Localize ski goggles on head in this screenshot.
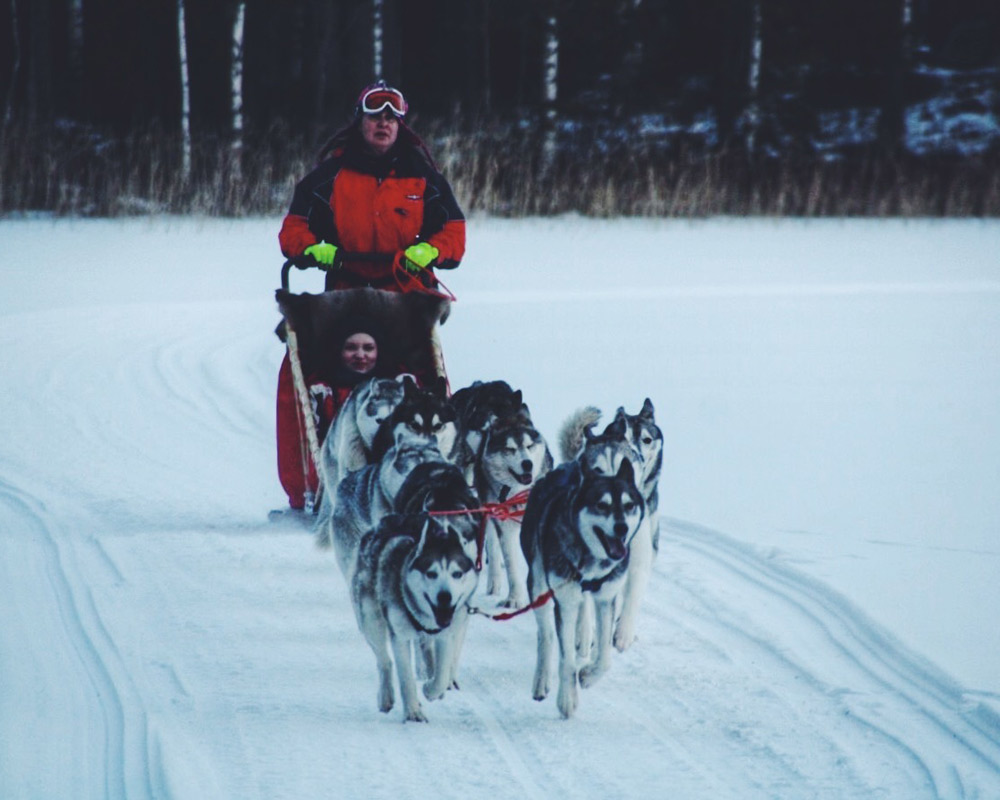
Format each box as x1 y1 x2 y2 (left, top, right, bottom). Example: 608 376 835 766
359 86 408 117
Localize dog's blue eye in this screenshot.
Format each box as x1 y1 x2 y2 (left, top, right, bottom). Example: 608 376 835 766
451 571 463 580
426 570 438 580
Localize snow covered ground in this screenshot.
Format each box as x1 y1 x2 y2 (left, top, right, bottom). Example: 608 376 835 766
1 215 999 799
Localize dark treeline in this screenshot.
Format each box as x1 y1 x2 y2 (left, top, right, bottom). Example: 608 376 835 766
1 0 999 217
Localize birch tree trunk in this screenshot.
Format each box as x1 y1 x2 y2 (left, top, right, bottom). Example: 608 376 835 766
3 0 21 127
880 0 913 152
744 0 763 154
541 4 558 171
373 0 384 78
230 1 245 182
177 0 192 182
68 0 84 116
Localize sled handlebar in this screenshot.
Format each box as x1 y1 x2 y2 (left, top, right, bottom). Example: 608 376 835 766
281 252 395 290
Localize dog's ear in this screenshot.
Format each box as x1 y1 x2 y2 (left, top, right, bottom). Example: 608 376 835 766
616 456 636 484
640 397 655 419
511 389 523 408
401 374 418 396
414 516 433 551
603 414 627 439
430 375 448 399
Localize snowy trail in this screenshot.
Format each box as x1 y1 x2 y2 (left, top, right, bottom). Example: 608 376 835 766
2 217 999 798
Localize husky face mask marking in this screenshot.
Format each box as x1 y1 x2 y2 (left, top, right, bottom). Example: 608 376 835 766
374 376 458 461
579 415 640 479
362 379 406 424
486 428 548 487
616 398 663 486
405 522 478 630
576 464 644 563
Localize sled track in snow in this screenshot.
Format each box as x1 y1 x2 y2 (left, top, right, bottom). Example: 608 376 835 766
662 518 1000 798
0 479 165 800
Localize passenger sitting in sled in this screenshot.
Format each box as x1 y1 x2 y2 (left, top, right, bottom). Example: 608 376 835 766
277 313 409 510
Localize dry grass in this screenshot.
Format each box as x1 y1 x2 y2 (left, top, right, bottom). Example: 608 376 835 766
1 120 997 218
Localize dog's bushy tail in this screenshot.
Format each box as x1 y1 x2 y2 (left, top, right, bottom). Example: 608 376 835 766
558 406 602 462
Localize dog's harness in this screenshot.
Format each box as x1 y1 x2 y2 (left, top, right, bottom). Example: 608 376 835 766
427 486 531 572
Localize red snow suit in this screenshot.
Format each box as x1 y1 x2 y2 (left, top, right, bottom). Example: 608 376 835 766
276 135 464 509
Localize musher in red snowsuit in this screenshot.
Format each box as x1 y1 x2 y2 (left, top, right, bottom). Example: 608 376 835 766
276 80 466 510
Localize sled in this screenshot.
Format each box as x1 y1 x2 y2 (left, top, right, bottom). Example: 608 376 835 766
275 253 453 513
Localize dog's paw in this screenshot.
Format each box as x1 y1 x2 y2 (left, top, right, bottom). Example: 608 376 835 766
579 662 605 689
557 680 579 718
422 679 447 702
499 593 527 610
613 621 636 652
403 705 429 723
532 673 550 701
378 687 395 714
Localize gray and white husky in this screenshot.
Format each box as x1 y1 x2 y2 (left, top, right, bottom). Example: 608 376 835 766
351 513 479 722
477 406 553 609
393 460 481 562
392 460 482 690
371 376 458 463
323 429 446 578
316 376 406 521
449 380 524 484
521 458 644 718
559 399 663 651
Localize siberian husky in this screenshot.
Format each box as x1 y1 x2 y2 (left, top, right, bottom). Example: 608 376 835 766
520 458 644 719
477 406 553 609
559 399 663 651
449 380 524 484
371 376 458 463
393 460 481 561
315 376 406 521
323 429 445 578
392 460 482 690
351 513 478 722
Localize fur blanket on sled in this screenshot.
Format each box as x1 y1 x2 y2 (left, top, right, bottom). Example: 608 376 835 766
275 287 451 382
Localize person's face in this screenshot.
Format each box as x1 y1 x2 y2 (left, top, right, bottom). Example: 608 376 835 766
360 110 400 155
341 332 378 374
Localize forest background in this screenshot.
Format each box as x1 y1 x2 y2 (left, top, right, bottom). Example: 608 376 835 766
2 0 999 218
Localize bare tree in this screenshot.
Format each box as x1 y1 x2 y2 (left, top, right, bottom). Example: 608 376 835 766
743 0 763 153
373 0 384 77
542 2 558 169
177 0 191 181
880 0 913 152
3 0 22 128
230 1 246 180
68 0 84 116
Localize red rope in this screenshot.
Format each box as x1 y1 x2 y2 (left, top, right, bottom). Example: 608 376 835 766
391 252 457 301
472 589 554 621
428 489 531 571
429 488 551 622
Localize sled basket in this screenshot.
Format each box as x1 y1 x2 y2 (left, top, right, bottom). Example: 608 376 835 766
274 285 451 385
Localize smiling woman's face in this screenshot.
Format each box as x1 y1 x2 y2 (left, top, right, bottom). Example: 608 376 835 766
341 332 378 374
360 110 400 155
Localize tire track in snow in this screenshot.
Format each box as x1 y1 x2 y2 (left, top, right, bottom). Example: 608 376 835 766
663 518 1000 797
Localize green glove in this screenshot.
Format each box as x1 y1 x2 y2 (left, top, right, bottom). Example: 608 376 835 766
403 242 439 273
303 240 338 266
